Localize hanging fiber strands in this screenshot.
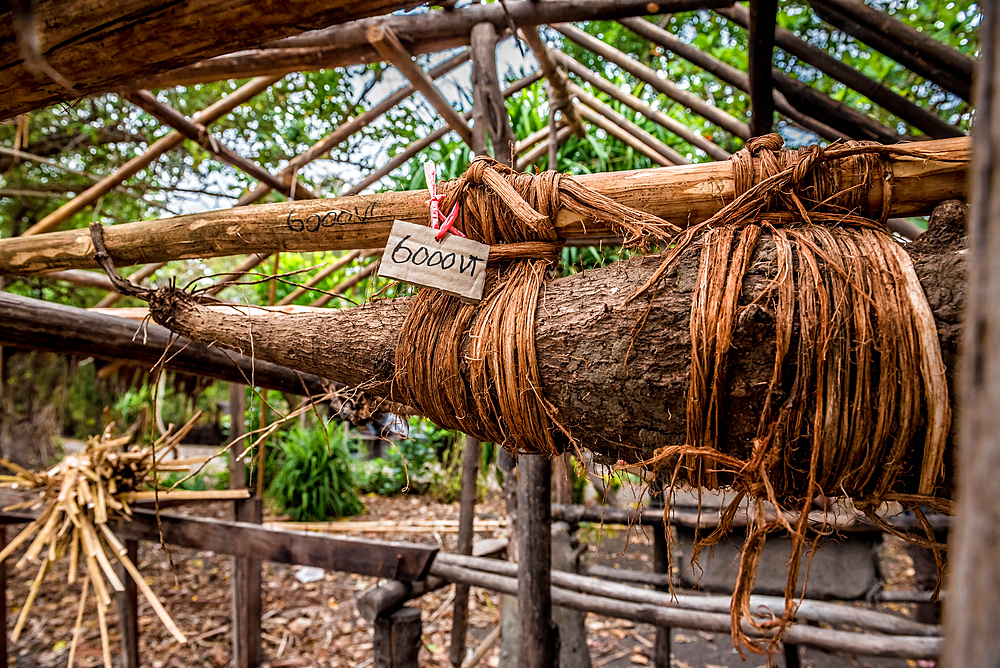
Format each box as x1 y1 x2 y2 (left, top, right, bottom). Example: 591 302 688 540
626 134 952 656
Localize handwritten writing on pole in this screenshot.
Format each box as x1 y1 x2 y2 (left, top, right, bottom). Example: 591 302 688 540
378 220 490 302
285 201 376 232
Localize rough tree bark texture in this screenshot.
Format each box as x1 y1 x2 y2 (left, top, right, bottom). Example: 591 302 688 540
0 0 411 120
146 201 967 471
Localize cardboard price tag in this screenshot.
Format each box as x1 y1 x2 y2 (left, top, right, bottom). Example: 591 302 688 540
378 220 490 302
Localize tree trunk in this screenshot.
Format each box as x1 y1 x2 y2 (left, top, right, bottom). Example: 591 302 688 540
143 201 968 470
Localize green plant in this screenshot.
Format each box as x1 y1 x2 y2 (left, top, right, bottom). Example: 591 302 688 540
267 423 365 521
353 418 461 498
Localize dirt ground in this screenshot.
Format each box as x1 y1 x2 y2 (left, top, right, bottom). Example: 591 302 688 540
4 492 932 668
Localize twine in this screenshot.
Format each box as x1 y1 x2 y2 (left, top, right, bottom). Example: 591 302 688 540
628 135 951 656
394 157 677 455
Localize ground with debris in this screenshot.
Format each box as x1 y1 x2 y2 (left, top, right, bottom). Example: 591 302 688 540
5 492 928 667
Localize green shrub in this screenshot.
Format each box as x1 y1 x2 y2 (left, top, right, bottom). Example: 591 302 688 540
353 419 459 498
267 423 365 521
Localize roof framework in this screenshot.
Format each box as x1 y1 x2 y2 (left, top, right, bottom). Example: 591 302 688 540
0 0 974 310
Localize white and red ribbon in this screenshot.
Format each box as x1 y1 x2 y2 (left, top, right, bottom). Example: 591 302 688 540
424 162 465 241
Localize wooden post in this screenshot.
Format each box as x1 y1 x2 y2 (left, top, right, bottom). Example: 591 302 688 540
449 436 482 667
229 383 262 668
576 105 673 166
470 22 516 166
944 1 1000 664
374 606 422 668
517 455 557 668
747 0 778 136
366 24 474 146
115 540 140 668
648 482 670 668
0 527 7 668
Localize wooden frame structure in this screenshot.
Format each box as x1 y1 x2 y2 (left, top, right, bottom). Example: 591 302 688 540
0 0 982 666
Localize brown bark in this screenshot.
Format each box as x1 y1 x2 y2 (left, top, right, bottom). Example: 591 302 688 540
0 136 970 275
142 201 968 470
135 0 731 89
0 0 411 120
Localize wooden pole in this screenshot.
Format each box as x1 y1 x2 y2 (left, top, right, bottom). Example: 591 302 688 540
374 606 422 668
517 455 556 668
0 292 335 396
944 0 1000 663
553 51 730 160
449 436 482 667
0 136 970 274
0 527 6 668
470 22 516 165
517 126 571 172
230 379 262 668
547 100 560 171
520 27 585 137
810 0 972 101
22 76 281 236
115 540 140 668
576 105 674 166
367 24 474 146
94 262 166 308
238 50 471 206
554 23 751 140
126 90 315 199
716 4 962 140
616 17 891 143
747 0 778 136
570 84 690 165
0 0 416 120
648 481 670 668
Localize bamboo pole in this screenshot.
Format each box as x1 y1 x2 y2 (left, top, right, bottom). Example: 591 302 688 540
126 90 316 199
0 136 969 275
553 23 751 140
553 51 731 160
570 84 690 165
367 24 474 147
716 4 962 139
22 76 281 237
515 126 551 156
577 105 674 166
37 269 115 291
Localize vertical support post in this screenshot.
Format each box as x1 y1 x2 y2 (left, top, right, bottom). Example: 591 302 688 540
0 526 7 668
517 454 556 668
115 539 140 668
229 383 262 668
547 110 559 172
648 481 670 668
374 606 422 668
449 435 482 668
471 22 516 166
747 0 778 136
944 2 1000 665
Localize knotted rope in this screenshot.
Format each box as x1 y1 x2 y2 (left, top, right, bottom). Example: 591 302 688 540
394 157 677 455
628 135 952 655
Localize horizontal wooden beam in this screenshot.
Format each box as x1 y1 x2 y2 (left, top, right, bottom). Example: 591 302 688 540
0 0 411 120
0 291 334 396
0 136 968 275
0 489 437 581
